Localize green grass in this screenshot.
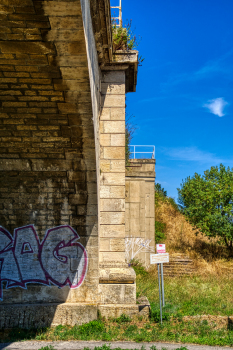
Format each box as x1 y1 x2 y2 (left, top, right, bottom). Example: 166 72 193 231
1 315 233 347
136 270 233 317
1 271 233 346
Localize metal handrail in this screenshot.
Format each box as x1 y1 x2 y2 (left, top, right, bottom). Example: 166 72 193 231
130 145 155 159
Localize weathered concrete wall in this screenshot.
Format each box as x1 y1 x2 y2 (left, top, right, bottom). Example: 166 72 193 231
0 0 98 307
126 159 156 268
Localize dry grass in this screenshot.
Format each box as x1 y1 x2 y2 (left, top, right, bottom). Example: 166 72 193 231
155 198 233 275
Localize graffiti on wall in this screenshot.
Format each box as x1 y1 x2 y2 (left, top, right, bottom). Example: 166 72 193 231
125 237 154 263
0 225 88 301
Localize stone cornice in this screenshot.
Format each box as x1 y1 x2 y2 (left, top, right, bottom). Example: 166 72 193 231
102 51 139 93
90 0 113 65
90 1 138 92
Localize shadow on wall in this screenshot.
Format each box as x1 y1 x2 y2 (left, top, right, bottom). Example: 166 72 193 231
0 0 98 328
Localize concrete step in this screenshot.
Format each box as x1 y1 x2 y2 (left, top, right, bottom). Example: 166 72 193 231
162 254 195 276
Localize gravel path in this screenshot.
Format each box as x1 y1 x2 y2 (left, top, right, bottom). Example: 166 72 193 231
0 341 233 350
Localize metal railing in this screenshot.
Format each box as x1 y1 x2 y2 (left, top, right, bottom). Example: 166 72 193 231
111 0 122 27
130 145 155 159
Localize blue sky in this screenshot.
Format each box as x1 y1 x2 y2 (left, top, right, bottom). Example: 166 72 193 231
111 0 233 200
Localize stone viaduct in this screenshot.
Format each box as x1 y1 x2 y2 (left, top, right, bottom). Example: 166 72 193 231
0 0 155 328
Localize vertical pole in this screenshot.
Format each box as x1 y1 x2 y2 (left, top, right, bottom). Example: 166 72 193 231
161 263 165 306
157 263 162 324
119 0 122 26
134 146 135 159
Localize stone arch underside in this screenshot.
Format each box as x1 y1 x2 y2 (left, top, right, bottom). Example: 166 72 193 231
0 0 99 306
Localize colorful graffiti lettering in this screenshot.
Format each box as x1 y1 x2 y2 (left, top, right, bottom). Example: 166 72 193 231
0 225 88 301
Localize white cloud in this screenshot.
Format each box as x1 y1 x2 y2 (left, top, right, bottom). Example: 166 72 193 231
203 97 228 117
162 146 225 164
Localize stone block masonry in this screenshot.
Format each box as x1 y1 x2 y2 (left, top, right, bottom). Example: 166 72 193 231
99 70 126 263
0 225 88 301
0 0 98 307
0 0 141 328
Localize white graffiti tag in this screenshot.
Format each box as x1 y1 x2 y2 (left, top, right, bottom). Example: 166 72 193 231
125 237 154 263
0 225 88 301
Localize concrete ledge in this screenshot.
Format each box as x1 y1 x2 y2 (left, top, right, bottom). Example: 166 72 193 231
112 50 138 64
126 171 156 178
0 303 97 329
99 267 136 284
98 304 139 319
103 51 138 92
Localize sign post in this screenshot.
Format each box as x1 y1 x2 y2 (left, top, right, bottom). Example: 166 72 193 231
157 263 162 325
150 251 169 324
161 263 165 306
156 244 166 306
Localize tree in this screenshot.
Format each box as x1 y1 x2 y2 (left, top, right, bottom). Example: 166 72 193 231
155 183 167 197
178 164 233 254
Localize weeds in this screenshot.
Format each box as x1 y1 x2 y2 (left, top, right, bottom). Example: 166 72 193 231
155 221 166 244
137 272 233 317
112 314 132 323
130 259 148 277
150 302 174 323
112 20 141 51
2 311 233 346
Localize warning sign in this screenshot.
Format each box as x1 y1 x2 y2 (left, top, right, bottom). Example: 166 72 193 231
156 244 166 254
150 253 169 264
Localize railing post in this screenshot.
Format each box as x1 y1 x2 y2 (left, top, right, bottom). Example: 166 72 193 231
129 145 155 159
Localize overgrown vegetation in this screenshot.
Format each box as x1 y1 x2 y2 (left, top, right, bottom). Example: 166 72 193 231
112 20 141 51
178 164 233 255
112 20 144 66
154 183 233 261
155 183 179 211
136 268 233 318
131 259 149 277
154 183 179 244
154 220 166 244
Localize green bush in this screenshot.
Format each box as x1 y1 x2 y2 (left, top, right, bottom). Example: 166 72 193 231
155 220 166 243
112 20 141 51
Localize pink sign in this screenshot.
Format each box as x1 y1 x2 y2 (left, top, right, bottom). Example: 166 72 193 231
156 244 166 254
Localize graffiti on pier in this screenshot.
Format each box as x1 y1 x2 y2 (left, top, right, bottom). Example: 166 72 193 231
0 225 88 301
125 237 154 263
